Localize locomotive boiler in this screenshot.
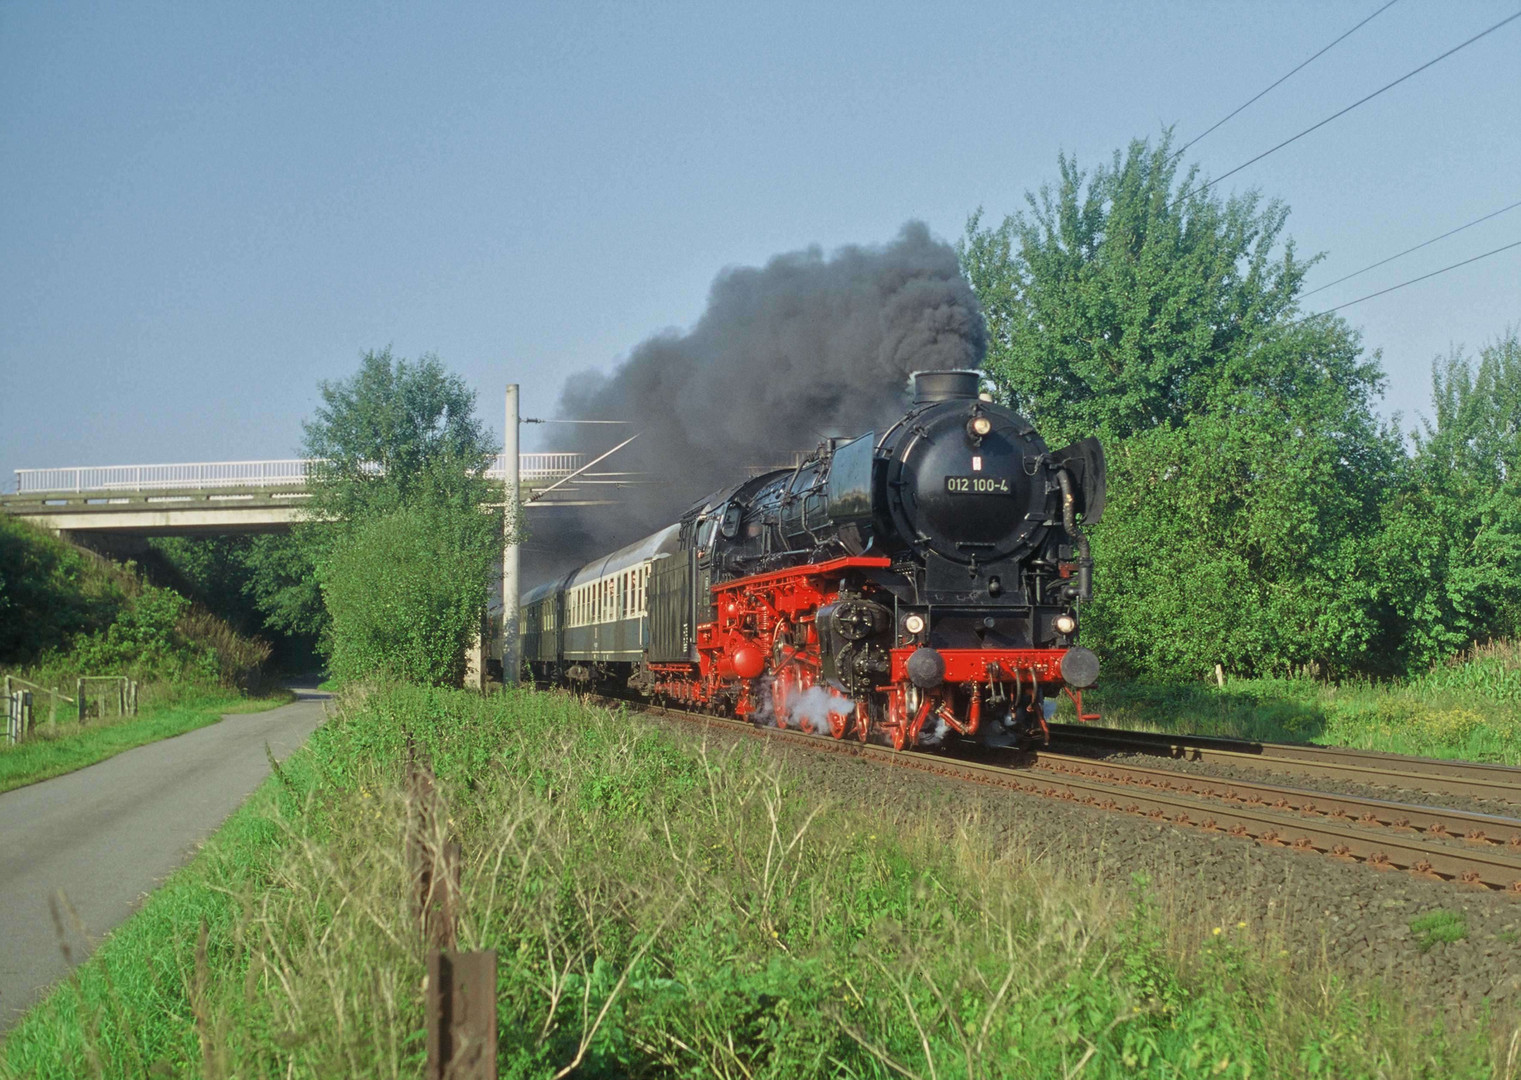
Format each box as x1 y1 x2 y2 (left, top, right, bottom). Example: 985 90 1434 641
521 369 1105 749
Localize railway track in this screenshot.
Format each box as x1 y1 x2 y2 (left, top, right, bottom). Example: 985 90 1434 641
595 696 1521 895
1047 723 1521 805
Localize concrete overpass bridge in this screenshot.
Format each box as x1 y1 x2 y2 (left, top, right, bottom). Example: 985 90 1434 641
1 451 643 687
1 454 618 539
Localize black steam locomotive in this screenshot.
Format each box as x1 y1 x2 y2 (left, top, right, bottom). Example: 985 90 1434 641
522 369 1105 749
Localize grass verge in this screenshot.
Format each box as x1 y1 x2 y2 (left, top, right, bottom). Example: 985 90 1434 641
1074 640 1521 764
0 686 296 794
2 686 1510 1078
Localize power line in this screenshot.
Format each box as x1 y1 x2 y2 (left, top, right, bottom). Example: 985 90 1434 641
1310 238 1521 315
1174 0 1399 159
1302 197 1521 298
1181 8 1521 201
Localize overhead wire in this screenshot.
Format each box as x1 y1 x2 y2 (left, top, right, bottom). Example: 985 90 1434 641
1173 0 1400 159
1301 197 1521 297
1175 8 1521 203
1310 238 1521 315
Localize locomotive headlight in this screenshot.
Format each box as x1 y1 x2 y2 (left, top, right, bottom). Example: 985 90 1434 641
1054 613 1077 635
968 415 993 438
904 613 926 635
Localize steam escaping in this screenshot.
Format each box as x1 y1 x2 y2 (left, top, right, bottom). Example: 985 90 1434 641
530 222 985 576
748 679 854 735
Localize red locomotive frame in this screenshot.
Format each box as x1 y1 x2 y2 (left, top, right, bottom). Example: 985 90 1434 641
643 555 1096 749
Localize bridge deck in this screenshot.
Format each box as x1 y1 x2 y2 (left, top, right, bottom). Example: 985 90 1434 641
2 455 639 535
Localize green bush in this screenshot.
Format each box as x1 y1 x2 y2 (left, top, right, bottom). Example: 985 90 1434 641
0 517 130 664
1374 334 1521 672
1 517 270 688
320 502 498 686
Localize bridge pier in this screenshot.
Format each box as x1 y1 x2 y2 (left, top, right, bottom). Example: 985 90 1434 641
463 563 505 691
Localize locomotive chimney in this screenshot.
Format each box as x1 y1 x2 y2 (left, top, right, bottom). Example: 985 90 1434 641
912 369 980 404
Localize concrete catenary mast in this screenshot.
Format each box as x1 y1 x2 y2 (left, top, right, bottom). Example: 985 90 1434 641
502 382 521 686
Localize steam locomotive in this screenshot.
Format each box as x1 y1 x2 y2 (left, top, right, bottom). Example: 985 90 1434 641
521 370 1105 749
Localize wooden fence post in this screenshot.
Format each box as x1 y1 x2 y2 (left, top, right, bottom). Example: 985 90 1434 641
426 950 498 1080
76 679 85 723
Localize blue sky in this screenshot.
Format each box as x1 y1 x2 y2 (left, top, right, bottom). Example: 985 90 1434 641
2 1 1518 481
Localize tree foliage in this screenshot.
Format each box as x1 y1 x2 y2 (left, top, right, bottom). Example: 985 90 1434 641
0 517 127 665
302 347 497 521
321 503 499 686
149 535 326 670
0 518 268 685
962 139 1329 445
301 348 503 686
1375 331 1521 669
963 137 1402 678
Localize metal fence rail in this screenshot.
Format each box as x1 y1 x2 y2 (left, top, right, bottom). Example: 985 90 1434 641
16 454 587 494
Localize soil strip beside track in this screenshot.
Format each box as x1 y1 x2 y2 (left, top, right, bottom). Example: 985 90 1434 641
1049 723 1521 805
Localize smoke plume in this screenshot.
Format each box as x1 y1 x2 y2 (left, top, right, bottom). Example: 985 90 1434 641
527 221 985 579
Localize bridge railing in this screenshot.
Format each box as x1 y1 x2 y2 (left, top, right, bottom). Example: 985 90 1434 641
16 454 588 494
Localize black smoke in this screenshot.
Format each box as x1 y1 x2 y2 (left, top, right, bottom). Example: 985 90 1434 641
525 221 985 580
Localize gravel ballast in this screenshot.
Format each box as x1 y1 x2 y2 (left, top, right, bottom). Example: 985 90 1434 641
641 709 1521 1026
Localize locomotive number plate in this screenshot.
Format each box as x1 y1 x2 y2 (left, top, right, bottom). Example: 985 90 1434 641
946 476 1011 495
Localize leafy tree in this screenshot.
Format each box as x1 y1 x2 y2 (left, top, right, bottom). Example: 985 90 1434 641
238 536 327 640
321 502 499 686
149 535 326 670
301 348 504 685
302 347 497 521
1375 331 1521 669
962 137 1401 678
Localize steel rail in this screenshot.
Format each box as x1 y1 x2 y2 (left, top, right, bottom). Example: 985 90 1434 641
1027 751 1521 850
1048 723 1521 805
591 696 1521 893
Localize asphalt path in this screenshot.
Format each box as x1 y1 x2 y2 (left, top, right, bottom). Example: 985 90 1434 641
0 686 329 1031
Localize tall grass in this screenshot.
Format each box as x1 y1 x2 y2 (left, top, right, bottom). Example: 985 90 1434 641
1076 641 1521 764
4 687 1508 1078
